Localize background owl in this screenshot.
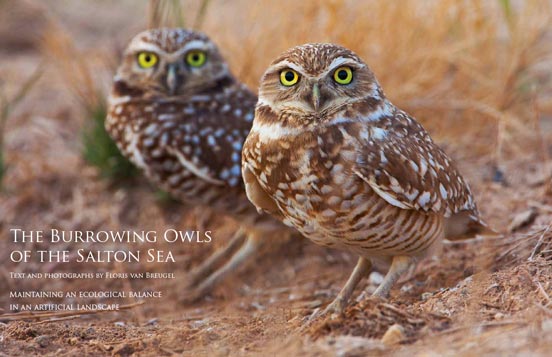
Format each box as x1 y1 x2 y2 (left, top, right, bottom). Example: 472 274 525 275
105 28 288 301
242 43 491 316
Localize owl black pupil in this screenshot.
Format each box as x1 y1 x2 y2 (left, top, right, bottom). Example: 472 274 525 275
337 70 348 80
145 55 151 62
192 54 199 61
285 72 295 81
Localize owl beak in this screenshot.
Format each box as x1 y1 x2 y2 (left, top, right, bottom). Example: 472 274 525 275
166 64 181 95
312 83 321 111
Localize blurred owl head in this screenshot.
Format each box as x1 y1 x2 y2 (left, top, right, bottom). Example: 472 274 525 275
115 28 230 97
258 43 383 118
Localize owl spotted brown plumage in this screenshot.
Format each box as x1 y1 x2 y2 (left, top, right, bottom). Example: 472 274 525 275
105 28 288 301
242 43 490 316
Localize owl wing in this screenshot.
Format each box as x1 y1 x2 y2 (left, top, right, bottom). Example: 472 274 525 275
162 87 256 188
351 109 480 219
242 162 282 217
241 133 283 217
164 119 246 187
165 146 226 186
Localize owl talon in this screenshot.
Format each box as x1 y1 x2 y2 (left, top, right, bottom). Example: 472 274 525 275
302 302 344 328
322 299 346 318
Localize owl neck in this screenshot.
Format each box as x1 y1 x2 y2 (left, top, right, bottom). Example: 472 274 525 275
194 74 237 96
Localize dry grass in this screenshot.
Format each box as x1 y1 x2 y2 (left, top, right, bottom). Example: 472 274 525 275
40 21 137 180
0 66 42 188
197 0 551 161
491 224 552 267
148 0 186 29
40 22 105 114
148 0 212 29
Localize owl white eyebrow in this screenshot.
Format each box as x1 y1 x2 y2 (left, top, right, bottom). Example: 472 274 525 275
271 61 305 74
324 57 365 74
128 40 213 58
173 40 213 56
270 58 363 77
128 42 165 55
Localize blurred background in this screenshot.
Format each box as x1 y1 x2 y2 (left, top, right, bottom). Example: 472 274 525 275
0 1 551 355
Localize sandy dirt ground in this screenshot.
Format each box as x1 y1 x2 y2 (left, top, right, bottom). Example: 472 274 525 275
1 1 552 356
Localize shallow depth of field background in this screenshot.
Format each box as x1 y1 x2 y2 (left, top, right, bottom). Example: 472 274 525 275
1 1 552 356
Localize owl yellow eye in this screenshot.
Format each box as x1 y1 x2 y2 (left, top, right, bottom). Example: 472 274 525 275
186 50 207 67
280 69 299 86
333 66 353 85
137 52 158 68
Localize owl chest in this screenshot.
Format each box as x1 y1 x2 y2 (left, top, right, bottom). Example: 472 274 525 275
256 149 434 253
114 121 206 196
256 144 368 236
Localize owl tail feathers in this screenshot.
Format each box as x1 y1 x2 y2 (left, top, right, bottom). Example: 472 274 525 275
444 211 498 240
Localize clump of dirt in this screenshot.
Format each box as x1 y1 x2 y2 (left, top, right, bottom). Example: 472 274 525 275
4 322 39 341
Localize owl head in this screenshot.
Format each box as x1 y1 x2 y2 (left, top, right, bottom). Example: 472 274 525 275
114 28 230 97
258 43 384 121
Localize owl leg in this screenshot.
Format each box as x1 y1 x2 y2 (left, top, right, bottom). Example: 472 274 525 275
372 255 414 298
181 229 260 302
184 228 246 289
322 257 372 316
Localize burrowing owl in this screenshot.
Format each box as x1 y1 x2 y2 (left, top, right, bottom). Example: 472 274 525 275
105 28 287 300
242 43 490 315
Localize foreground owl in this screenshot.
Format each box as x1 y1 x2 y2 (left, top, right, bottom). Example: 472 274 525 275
105 28 289 300
242 43 490 315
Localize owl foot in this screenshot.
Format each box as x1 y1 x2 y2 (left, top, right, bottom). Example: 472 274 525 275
180 229 259 304
321 297 348 320
302 257 372 326
182 228 246 290
372 256 414 298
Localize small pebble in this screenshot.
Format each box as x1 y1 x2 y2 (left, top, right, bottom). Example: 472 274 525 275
541 319 552 332
400 284 414 293
113 343 134 357
145 318 158 326
35 335 51 348
369 272 384 285
190 319 208 329
381 324 405 346
251 301 265 311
